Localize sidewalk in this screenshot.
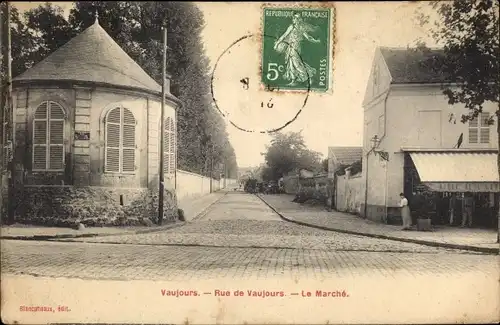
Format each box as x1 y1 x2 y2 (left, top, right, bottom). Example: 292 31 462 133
258 194 499 254
0 190 227 240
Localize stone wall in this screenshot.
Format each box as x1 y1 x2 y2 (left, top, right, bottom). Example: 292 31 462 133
12 185 177 227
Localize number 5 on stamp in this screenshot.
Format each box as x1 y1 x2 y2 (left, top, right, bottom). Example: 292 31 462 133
261 7 332 92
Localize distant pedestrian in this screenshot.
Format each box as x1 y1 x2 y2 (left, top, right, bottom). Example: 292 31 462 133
399 193 412 230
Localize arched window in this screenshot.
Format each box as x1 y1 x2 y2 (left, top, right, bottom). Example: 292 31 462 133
32 101 65 171
163 117 176 175
105 107 136 173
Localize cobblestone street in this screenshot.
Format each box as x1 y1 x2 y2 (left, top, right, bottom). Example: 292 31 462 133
1 192 498 281
48 192 484 252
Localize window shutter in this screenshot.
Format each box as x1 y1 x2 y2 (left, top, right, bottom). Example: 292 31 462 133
469 129 478 144
480 128 490 144
32 101 66 171
49 120 64 144
122 108 136 173
33 102 49 170
480 112 490 127
105 108 121 172
34 102 48 119
49 119 64 170
106 123 120 172
34 121 47 144
105 107 136 173
33 146 47 170
50 102 65 119
169 118 176 173
49 146 64 170
164 118 171 175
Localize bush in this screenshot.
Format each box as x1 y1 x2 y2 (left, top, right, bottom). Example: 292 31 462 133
178 209 185 221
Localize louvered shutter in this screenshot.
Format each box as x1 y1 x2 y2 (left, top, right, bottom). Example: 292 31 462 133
105 108 121 172
163 118 171 175
48 102 65 170
480 112 490 144
122 108 136 173
33 102 49 170
468 117 478 144
169 118 176 173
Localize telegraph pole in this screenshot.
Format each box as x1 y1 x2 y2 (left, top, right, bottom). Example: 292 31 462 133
6 2 14 224
158 23 167 225
0 5 4 223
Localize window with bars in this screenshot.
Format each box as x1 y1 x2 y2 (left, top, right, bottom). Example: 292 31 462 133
32 101 65 171
105 107 136 173
468 112 490 144
163 117 176 175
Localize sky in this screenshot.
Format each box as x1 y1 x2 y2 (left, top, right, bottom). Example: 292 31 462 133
13 2 437 168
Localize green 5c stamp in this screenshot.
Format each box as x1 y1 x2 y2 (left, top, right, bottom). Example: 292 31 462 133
262 7 332 92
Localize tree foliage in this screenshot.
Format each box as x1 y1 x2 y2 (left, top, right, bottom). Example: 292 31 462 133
262 131 322 181
321 159 328 172
417 0 499 123
1 2 238 178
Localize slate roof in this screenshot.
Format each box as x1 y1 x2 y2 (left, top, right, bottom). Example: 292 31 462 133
14 19 163 94
328 147 362 166
379 47 450 84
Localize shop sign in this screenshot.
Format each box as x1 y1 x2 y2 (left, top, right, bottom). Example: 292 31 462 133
425 182 500 193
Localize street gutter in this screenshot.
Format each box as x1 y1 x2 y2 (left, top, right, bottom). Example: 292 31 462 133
256 194 499 255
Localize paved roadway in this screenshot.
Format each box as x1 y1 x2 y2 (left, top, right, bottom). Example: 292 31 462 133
1 191 498 281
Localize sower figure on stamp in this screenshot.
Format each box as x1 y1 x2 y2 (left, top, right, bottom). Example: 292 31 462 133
399 193 412 230
273 13 320 86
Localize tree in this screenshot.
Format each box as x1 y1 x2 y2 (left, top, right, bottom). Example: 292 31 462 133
417 0 499 241
262 131 322 181
3 2 238 179
321 159 328 172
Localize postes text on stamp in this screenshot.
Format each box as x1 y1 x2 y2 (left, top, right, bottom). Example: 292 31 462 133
262 7 332 92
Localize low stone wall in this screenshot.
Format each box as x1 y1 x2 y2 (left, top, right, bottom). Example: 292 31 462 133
12 185 177 227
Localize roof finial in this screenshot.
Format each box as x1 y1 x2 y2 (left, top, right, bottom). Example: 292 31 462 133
94 9 99 25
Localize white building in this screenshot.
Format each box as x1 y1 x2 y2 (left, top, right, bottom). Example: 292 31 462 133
361 47 498 227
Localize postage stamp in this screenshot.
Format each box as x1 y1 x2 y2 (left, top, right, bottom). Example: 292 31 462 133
261 7 332 92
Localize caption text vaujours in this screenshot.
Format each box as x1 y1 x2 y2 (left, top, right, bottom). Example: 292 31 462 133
161 289 350 298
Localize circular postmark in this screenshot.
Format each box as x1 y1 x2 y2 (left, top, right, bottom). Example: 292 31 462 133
211 34 311 134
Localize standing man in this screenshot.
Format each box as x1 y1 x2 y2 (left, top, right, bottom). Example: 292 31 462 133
461 192 474 228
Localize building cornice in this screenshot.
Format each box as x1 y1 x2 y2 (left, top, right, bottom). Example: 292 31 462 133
12 79 183 109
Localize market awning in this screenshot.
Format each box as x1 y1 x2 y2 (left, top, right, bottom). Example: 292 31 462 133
409 151 499 192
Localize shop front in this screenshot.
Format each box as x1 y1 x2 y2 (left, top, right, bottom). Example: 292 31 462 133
403 149 499 229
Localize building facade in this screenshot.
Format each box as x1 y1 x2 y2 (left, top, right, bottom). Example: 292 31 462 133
362 47 499 227
7 19 181 226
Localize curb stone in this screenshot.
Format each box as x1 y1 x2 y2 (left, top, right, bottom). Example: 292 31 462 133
0 221 186 241
256 194 499 255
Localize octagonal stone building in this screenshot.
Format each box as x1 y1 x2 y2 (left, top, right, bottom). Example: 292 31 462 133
10 19 181 226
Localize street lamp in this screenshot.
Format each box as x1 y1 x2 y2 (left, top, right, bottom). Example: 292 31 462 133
370 135 381 152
